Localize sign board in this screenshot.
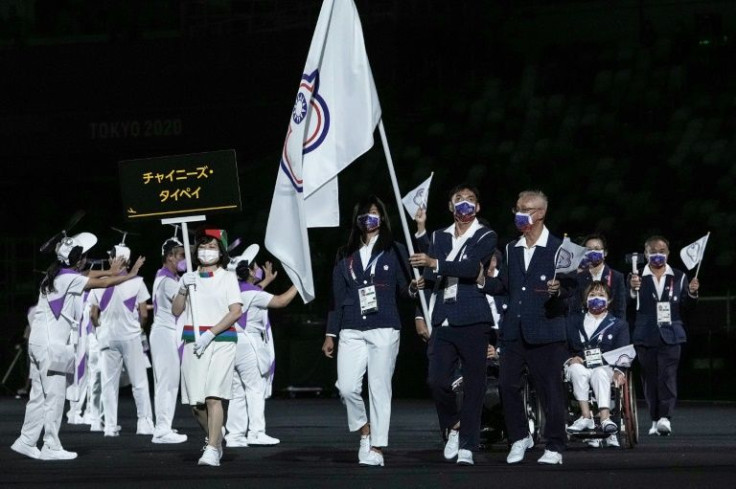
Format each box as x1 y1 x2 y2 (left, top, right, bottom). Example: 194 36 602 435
118 149 242 221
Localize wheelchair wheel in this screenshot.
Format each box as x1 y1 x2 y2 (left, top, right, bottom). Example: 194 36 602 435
619 370 639 448
522 369 544 444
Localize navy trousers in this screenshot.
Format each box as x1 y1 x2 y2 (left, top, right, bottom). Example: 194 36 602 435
636 340 681 420
499 339 568 453
427 323 490 451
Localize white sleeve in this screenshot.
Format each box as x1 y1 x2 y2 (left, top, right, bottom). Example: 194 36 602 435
241 290 273 311
225 272 243 307
69 274 89 296
164 277 180 301
136 278 151 303
86 289 101 306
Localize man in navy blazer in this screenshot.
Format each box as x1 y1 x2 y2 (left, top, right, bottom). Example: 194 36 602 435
482 190 575 465
409 183 497 466
628 235 699 437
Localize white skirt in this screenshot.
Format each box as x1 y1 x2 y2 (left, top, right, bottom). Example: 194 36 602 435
180 341 236 405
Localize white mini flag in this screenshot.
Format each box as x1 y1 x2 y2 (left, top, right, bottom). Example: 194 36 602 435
265 0 380 302
554 236 588 274
601 344 637 368
401 173 433 220
679 233 709 270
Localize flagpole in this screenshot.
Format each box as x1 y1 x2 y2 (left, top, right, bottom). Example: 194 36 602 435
694 231 710 279
377 119 432 332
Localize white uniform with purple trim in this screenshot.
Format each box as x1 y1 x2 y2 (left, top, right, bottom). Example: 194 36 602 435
17 270 88 451
88 277 152 432
225 284 275 440
149 267 185 437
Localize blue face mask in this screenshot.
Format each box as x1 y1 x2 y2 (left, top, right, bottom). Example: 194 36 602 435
514 212 533 231
585 250 605 267
453 200 477 223
357 213 381 232
587 296 608 315
648 253 667 268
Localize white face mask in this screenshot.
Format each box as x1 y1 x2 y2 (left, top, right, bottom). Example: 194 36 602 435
197 248 220 265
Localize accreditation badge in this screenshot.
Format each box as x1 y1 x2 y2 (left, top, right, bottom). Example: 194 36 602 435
443 277 459 303
584 347 603 368
359 285 379 314
656 301 672 326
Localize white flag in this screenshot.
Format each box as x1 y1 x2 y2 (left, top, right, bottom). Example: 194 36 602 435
299 0 382 227
554 236 588 274
679 233 709 270
265 0 380 302
601 344 637 368
401 172 433 219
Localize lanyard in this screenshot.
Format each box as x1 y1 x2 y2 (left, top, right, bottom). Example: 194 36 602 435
348 251 384 283
652 277 674 302
580 318 613 347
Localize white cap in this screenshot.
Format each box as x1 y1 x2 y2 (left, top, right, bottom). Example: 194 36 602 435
56 232 98 265
227 244 259 271
113 245 131 262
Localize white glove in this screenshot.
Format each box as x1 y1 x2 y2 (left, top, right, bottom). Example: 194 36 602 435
180 271 198 289
193 330 215 355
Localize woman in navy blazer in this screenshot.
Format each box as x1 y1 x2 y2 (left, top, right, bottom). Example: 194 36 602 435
322 195 419 467
565 281 630 442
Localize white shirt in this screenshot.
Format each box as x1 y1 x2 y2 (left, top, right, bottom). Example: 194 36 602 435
582 312 606 342
29 270 89 347
515 226 550 271
642 264 675 299
181 268 242 327
89 276 150 342
236 288 274 334
359 234 379 270
151 268 181 330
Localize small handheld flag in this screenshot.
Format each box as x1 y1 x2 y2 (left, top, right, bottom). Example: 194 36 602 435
401 172 433 220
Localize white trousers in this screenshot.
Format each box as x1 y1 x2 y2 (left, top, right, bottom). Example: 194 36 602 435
84 334 103 422
149 326 181 436
567 363 614 409
336 328 400 447
226 333 268 437
100 337 153 428
18 343 68 449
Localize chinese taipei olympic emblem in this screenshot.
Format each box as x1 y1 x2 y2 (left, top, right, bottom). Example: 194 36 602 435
280 69 331 192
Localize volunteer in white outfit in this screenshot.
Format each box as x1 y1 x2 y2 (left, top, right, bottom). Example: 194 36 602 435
65 290 94 425
89 243 154 437
11 232 144 460
173 229 242 467
225 245 298 447
148 237 188 443
83 287 106 431
565 280 630 448
322 195 420 467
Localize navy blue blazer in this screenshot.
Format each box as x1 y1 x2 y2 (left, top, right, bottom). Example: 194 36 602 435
326 242 412 336
484 231 576 345
422 223 498 327
569 265 627 320
566 312 630 368
628 267 696 347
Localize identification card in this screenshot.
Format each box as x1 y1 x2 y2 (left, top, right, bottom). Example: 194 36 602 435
584 347 603 368
656 301 672 325
359 285 378 314
443 277 459 303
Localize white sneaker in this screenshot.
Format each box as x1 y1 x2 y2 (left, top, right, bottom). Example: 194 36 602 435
604 435 620 448
152 431 188 444
656 417 672 436
506 435 534 464
358 435 371 463
198 445 220 466
225 435 249 448
67 413 85 425
648 421 659 435
136 418 155 435
443 429 460 461
39 445 78 460
246 432 280 446
585 438 601 448
359 450 385 467
600 418 618 434
567 416 595 432
537 449 563 465
11 439 40 459
456 449 474 465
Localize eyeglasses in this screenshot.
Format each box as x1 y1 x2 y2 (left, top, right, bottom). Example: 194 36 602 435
511 207 540 214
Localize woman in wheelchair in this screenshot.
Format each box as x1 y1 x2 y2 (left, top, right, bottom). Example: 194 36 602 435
564 281 630 443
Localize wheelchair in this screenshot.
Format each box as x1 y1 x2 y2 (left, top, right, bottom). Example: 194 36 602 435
565 368 639 449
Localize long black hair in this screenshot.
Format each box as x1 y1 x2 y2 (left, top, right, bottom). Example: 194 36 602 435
40 247 84 295
340 195 395 259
